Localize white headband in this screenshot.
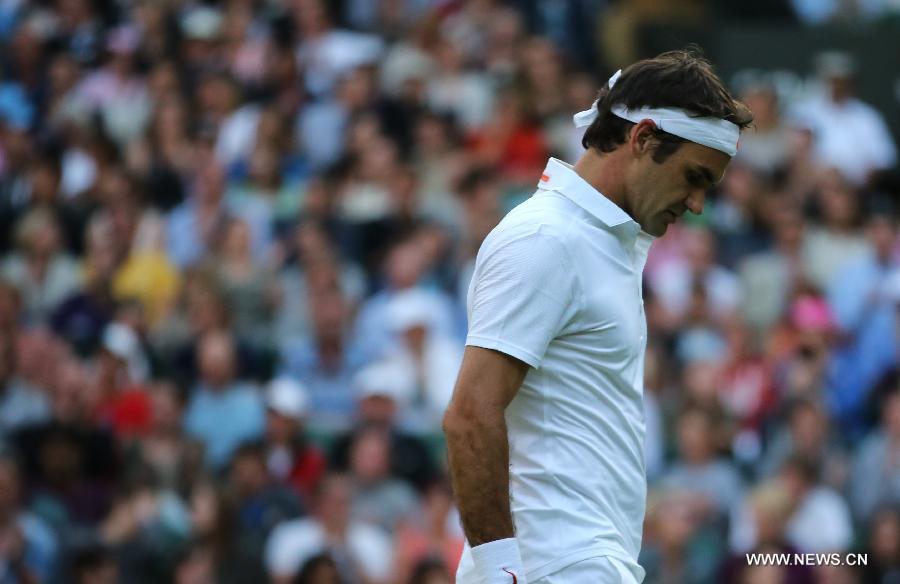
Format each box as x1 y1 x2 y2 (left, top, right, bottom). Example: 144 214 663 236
573 69 740 157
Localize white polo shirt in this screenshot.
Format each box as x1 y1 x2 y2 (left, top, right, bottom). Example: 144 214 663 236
456 158 652 583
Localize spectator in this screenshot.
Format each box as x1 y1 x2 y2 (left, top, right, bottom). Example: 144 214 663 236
639 490 721 584
768 293 835 404
353 233 460 361
718 317 777 436
793 51 897 186
739 205 809 339
650 226 742 328
0 454 57 584
453 166 503 273
384 288 462 432
93 322 152 439
226 122 304 230
826 202 899 434
222 442 303 582
124 381 202 493
263 378 327 505
804 169 870 292
723 481 815 584
662 407 744 518
0 332 50 435
392 476 463 584
410 112 467 230
292 0 384 99
99 466 192 583
203 72 260 170
466 85 549 185
50 214 120 357
426 34 494 132
208 217 278 349
331 357 437 491
14 419 118 530
759 398 847 488
735 79 791 176
860 505 900 583
69 542 119 584
265 474 393 584
851 387 900 522
346 425 418 533
2 208 81 324
166 160 232 269
779 455 854 553
274 219 366 345
153 269 262 386
278 285 366 432
112 212 181 328
183 331 265 470
297 65 383 172
70 24 151 147
707 163 771 269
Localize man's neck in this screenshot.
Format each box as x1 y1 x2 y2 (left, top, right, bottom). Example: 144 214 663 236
572 149 630 215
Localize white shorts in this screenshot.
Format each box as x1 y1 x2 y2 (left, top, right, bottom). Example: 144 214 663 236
532 556 641 584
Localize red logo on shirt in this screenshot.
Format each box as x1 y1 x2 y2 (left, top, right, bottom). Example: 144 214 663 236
502 568 518 583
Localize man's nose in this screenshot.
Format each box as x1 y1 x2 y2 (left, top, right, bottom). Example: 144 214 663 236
685 190 705 215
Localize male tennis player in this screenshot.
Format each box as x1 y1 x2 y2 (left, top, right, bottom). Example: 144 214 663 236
443 50 753 584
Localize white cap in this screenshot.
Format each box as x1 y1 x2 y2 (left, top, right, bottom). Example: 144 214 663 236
181 6 223 40
266 378 310 421
102 323 149 382
386 288 436 333
353 357 415 405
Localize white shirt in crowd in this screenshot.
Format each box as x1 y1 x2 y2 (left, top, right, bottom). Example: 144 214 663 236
786 486 854 553
455 158 650 583
265 517 392 582
794 94 897 185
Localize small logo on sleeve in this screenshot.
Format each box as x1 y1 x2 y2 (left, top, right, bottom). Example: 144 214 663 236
502 568 518 583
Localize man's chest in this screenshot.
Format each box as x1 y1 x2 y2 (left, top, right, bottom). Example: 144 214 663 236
567 236 648 362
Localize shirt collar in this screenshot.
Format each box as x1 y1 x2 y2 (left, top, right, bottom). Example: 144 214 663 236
538 157 656 240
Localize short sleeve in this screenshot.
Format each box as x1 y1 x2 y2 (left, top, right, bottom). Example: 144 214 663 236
466 228 578 368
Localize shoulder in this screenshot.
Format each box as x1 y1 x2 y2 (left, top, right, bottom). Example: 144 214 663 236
482 194 578 257
848 98 885 120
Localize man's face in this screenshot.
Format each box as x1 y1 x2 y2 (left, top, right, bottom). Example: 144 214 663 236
198 336 235 388
626 140 730 237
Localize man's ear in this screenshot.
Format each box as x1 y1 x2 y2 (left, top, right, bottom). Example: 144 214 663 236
629 119 658 157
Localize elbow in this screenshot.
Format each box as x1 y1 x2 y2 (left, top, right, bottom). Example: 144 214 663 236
443 398 501 441
443 399 477 441
442 403 463 439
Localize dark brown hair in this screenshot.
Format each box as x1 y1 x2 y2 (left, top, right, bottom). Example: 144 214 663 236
582 48 753 162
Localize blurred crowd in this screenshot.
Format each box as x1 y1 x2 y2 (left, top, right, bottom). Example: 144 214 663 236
0 0 897 583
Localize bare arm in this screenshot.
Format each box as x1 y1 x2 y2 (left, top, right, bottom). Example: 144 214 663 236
442 346 529 546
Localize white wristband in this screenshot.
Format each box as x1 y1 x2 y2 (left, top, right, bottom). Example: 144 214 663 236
470 538 526 584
